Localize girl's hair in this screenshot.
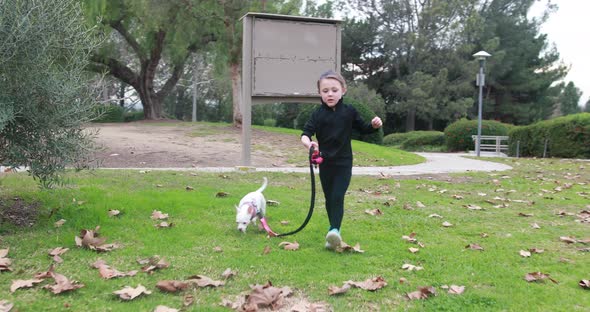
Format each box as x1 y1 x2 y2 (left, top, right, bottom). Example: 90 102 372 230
317 70 347 91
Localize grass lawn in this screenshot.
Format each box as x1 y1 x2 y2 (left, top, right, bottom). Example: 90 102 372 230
0 157 588 311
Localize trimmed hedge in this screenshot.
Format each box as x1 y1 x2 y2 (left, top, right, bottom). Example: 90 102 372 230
509 113 590 158
93 105 125 122
384 131 445 151
444 119 512 152
295 97 383 145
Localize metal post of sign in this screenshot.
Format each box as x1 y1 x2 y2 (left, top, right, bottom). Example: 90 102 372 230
473 51 491 157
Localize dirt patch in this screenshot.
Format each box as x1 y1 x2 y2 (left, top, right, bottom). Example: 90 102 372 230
0 197 39 229
89 122 304 168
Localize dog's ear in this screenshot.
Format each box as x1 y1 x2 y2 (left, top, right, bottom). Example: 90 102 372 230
248 206 255 215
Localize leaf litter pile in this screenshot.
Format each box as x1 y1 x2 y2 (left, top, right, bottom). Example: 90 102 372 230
1 159 589 310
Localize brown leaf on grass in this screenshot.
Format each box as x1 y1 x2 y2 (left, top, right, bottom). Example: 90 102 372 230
529 248 544 254
406 286 436 300
186 275 225 287
151 210 169 220
266 199 280 206
452 194 463 200
401 264 423 271
345 276 387 291
140 256 169 273
524 272 559 284
416 201 426 208
337 242 364 253
0 300 14 312
185 186 194 191
54 219 66 227
402 232 417 243
0 248 12 272
466 244 484 251
280 220 290 225
263 245 271 255
154 306 178 312
531 223 541 229
113 284 152 300
328 283 351 296
49 247 69 263
442 221 453 227
480 233 489 238
519 250 531 258
365 208 383 216
74 227 119 252
408 247 420 254
560 236 577 244
242 281 291 311
156 280 189 292
183 294 195 307
10 279 44 293
92 260 137 279
464 204 483 210
222 268 237 279
403 203 413 210
279 241 299 251
215 192 229 198
155 221 174 228
108 209 121 217
44 271 85 294
429 213 443 218
579 280 590 289
518 212 533 217
447 285 465 295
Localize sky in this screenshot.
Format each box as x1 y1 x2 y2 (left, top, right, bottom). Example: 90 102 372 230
529 0 589 107
321 0 589 108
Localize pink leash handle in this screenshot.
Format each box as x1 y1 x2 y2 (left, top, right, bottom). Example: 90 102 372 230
260 217 278 237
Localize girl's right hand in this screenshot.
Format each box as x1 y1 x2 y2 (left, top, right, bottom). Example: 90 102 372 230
309 141 319 152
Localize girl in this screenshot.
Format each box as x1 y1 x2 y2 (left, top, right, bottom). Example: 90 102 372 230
301 70 383 250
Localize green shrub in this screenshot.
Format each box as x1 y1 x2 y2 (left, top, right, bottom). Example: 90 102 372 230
295 97 383 145
509 113 590 158
263 118 276 127
124 110 144 122
383 131 444 147
400 131 445 150
93 105 125 123
444 119 512 151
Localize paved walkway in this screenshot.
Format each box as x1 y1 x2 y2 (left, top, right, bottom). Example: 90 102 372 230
95 152 512 176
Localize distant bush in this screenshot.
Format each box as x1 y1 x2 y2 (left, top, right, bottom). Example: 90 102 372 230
93 105 124 122
124 110 144 122
444 119 512 151
384 131 445 151
295 97 383 145
509 113 590 158
263 118 276 127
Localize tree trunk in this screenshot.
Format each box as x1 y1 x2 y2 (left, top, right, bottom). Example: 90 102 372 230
405 107 416 131
231 62 242 127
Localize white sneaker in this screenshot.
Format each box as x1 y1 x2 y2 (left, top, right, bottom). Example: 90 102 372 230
325 229 342 250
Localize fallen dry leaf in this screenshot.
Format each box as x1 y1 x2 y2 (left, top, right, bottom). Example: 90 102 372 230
213 246 223 252
560 236 577 244
242 281 292 311
154 306 178 312
464 204 483 210
155 221 174 228
402 263 423 271
466 243 484 251
519 250 531 258
151 210 169 220
108 209 121 217
74 227 119 252
416 201 426 208
442 221 453 227
0 300 13 312
429 213 443 218
44 271 85 294
92 260 137 279
365 208 383 216
0 248 12 272
183 294 195 307
10 279 44 293
328 283 351 296
279 241 300 251
579 280 590 289
185 186 194 191
452 195 464 200
140 256 169 273
215 192 229 198
531 223 541 229
156 280 189 292
113 284 152 300
518 212 533 217
54 219 66 227
263 246 271 255
408 247 419 253
266 199 280 206
345 276 387 291
186 275 225 288
337 242 364 253
222 268 237 279
406 286 436 300
402 232 418 243
524 272 558 284
447 285 465 295
48 247 69 263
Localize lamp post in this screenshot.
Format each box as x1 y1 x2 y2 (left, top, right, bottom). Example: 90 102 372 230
473 50 491 157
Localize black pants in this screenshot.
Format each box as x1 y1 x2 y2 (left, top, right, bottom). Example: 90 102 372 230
318 163 352 231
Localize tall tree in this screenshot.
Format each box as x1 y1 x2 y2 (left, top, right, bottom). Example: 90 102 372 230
82 0 218 120
341 0 479 131
558 81 582 116
0 0 99 186
476 0 567 124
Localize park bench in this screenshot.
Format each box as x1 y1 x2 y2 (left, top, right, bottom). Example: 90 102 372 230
471 135 509 154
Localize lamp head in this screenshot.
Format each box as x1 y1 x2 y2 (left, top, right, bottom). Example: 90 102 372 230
473 50 491 61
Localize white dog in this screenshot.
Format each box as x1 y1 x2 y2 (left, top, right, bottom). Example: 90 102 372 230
236 177 268 233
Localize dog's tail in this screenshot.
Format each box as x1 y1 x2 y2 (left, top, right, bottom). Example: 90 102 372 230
256 177 268 193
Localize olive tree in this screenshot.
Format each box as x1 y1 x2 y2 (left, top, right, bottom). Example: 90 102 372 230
0 0 100 187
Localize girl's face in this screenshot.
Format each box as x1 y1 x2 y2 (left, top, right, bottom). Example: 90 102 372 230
319 78 346 108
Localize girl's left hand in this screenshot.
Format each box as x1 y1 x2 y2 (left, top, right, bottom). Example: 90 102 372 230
371 117 383 129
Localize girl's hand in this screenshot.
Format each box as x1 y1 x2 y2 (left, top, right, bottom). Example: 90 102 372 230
371 117 383 129
309 141 319 151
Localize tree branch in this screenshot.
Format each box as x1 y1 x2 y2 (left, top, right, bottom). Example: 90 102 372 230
89 54 139 88
110 19 147 63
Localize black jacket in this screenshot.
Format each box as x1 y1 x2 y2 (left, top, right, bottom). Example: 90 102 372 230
301 98 377 166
